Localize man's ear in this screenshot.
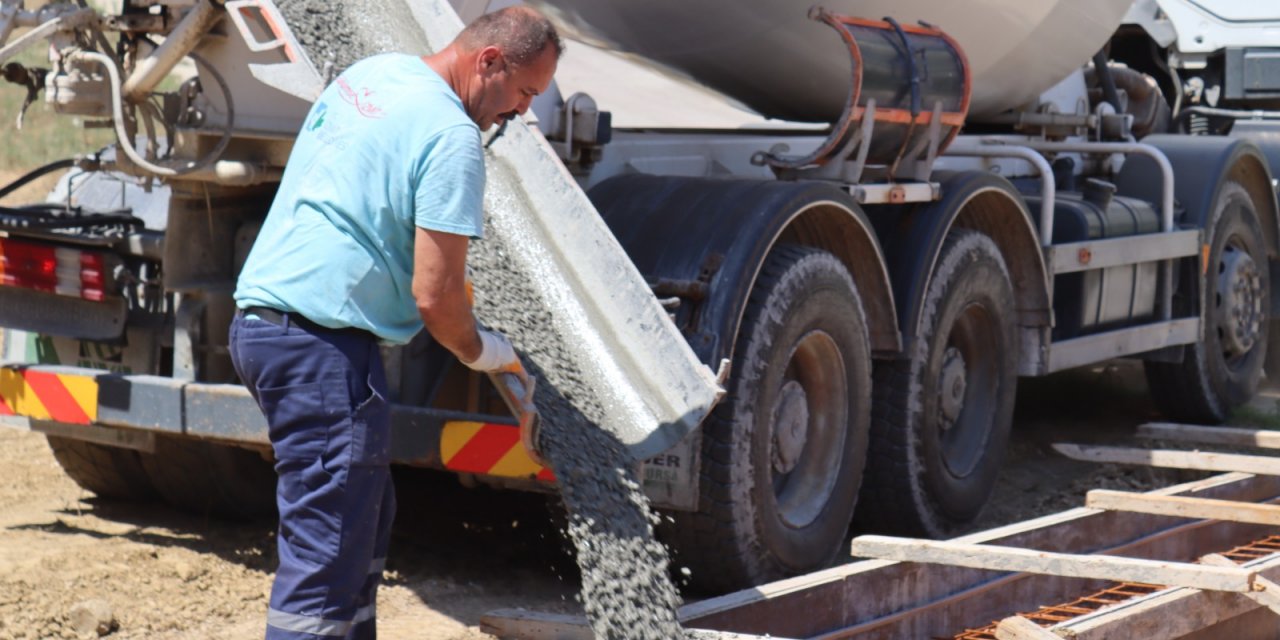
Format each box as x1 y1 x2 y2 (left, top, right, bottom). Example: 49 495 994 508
477 46 503 74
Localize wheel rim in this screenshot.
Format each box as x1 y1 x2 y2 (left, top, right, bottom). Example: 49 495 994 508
770 330 847 529
1215 231 1264 368
935 301 1000 478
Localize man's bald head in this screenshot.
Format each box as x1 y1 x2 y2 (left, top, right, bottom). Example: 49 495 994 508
456 6 564 67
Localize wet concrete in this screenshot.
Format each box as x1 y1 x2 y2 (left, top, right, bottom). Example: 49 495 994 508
467 192 685 638
275 0 430 76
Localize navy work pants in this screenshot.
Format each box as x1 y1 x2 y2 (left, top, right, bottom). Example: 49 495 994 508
229 311 396 640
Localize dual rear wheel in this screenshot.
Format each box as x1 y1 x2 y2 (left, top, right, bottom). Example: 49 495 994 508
666 231 1020 590
47 433 275 519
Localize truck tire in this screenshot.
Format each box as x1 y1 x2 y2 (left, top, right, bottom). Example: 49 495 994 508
140 434 277 520
855 230 1017 537
1145 181 1270 423
662 245 872 593
46 435 157 501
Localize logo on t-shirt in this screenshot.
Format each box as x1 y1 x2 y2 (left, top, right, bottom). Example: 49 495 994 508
337 77 385 119
307 102 328 131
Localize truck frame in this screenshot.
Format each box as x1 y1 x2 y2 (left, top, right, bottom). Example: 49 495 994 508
0 0 1278 594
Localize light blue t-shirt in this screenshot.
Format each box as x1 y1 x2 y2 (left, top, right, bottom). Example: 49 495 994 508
234 53 484 344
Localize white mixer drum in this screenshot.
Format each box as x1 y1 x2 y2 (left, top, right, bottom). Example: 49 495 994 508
532 0 1134 122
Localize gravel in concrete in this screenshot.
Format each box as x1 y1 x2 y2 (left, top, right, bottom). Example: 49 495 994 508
467 205 686 639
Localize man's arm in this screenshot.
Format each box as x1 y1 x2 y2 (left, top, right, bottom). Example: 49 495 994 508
412 226 482 362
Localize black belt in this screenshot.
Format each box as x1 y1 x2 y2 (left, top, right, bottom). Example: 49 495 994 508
241 306 371 339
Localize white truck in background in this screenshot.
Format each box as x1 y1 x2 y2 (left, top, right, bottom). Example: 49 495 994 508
0 0 1276 594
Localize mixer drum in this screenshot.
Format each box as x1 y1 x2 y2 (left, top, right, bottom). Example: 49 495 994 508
531 0 1131 122
758 12 969 180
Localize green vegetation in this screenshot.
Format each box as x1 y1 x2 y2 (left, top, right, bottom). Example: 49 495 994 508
1227 401 1280 431
0 45 113 173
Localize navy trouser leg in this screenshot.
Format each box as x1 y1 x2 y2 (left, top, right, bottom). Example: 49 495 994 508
229 313 392 640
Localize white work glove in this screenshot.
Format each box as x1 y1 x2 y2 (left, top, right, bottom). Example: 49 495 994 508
461 329 520 373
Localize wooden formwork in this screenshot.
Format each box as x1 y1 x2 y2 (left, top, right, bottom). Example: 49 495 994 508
483 423 1280 639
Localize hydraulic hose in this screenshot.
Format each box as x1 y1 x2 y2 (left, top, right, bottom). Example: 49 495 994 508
71 49 235 178
0 158 75 200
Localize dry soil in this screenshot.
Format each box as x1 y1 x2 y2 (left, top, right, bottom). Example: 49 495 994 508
1 362 1277 639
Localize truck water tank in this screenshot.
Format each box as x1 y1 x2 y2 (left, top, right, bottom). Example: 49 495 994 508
532 0 1133 122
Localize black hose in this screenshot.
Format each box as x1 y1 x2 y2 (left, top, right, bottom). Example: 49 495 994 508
885 17 921 117
1093 50 1123 114
0 158 76 201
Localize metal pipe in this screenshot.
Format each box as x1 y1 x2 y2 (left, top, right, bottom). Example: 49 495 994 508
73 51 183 177
182 160 284 186
979 138 1179 322
945 141 1056 247
121 0 220 102
1007 140 1175 233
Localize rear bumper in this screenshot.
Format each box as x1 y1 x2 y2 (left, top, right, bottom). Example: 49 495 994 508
0 363 701 509
0 362 520 468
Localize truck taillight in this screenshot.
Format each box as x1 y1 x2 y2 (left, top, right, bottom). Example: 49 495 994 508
0 238 109 301
80 252 105 301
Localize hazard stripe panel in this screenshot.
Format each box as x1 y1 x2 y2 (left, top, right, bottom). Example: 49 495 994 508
441 421 554 481
0 368 97 424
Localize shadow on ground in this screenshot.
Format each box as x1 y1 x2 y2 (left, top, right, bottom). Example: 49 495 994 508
9 466 581 628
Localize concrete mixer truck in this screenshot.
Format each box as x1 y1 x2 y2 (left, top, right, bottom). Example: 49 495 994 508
0 0 1276 593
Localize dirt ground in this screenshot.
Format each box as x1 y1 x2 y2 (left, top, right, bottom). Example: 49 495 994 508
0 434 580 640
0 362 1276 639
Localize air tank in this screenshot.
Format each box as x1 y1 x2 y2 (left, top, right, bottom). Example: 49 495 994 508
531 0 1135 123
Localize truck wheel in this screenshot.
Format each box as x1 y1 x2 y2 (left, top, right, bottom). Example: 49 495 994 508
855 230 1017 537
1146 181 1269 423
662 245 872 593
140 434 277 520
46 435 157 501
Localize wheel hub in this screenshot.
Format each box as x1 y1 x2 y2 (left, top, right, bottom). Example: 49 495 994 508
772 380 810 475
938 346 967 430
1217 245 1264 357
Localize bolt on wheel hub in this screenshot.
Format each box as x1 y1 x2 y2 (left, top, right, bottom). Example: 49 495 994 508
772 380 810 475
1218 245 1263 357
938 346 967 430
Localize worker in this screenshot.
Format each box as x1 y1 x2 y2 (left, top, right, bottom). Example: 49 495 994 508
227 7 562 639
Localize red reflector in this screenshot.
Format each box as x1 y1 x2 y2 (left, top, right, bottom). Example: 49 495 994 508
0 238 110 301
0 238 58 292
80 252 104 301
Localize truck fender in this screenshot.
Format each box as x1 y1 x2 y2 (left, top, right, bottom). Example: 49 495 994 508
1116 133 1280 261
586 175 898 368
1231 122 1280 190
865 171 1052 369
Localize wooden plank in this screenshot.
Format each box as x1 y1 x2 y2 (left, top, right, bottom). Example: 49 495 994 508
1053 443 1280 476
680 473 1270 634
479 611 593 640
478 610 797 640
1062 554 1280 638
1138 422 1280 449
1064 585 1250 639
1201 554 1280 616
994 616 1062 639
1086 489 1280 525
850 535 1255 592
686 631 802 639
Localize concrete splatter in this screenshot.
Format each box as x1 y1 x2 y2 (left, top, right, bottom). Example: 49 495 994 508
467 177 685 638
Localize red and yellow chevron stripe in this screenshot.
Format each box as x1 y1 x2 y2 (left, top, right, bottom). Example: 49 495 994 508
0 368 97 424
441 421 554 481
